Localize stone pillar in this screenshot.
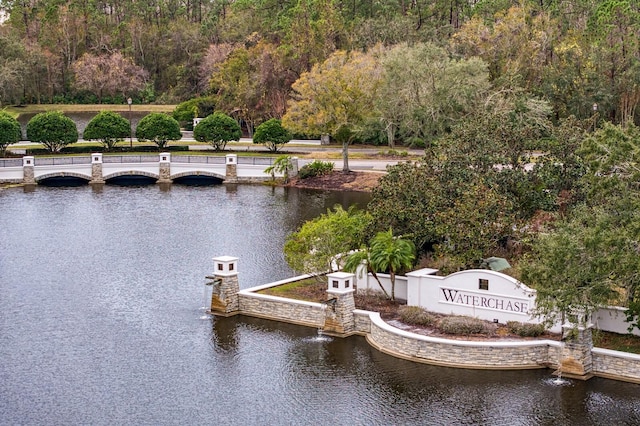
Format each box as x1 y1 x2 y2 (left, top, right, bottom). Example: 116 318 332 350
158 152 172 183
323 272 356 336
23 156 35 185
557 315 594 380
90 153 105 184
209 256 240 316
289 157 299 178
225 154 238 183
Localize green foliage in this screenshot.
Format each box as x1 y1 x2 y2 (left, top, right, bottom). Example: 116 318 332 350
264 155 293 182
369 158 515 272
521 204 640 330
283 50 381 171
298 160 334 179
193 112 241 151
367 229 416 300
0 111 22 154
83 111 131 151
253 119 292 152
506 321 546 337
284 205 372 275
439 316 495 335
26 111 78 153
399 306 435 326
172 97 216 130
135 113 182 149
377 43 490 147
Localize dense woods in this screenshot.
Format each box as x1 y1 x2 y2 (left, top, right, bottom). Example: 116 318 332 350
0 0 638 128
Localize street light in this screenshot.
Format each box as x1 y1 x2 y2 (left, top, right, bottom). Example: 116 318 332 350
127 97 133 148
592 103 598 132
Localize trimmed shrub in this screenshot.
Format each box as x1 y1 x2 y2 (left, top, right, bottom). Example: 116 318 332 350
506 321 546 337
299 160 334 179
26 111 78 153
399 306 435 326
439 316 495 335
135 112 182 149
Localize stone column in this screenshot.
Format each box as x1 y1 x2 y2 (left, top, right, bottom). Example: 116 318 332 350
289 157 299 178
23 156 35 185
209 256 240 316
158 152 172 183
225 154 237 183
90 153 105 184
323 272 356 336
557 314 594 380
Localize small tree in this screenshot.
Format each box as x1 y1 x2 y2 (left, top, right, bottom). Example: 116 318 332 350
367 229 416 301
26 111 78 153
253 119 292 152
193 112 241 151
135 113 182 149
284 205 372 275
0 111 22 155
344 248 391 299
264 155 293 183
83 111 131 151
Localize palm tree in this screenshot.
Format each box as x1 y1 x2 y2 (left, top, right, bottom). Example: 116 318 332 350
345 229 416 301
369 229 416 301
344 248 391 299
264 155 293 183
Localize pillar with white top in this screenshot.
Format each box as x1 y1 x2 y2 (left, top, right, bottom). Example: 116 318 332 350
323 271 356 335
209 256 240 315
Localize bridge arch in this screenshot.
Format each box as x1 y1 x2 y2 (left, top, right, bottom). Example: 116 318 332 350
171 171 225 181
103 171 160 181
36 172 91 183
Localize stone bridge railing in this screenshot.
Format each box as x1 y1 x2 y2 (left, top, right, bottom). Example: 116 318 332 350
0 153 297 185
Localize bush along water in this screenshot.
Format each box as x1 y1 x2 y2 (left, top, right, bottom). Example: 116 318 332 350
299 160 334 179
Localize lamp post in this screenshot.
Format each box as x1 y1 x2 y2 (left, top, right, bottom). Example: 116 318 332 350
127 97 133 148
592 103 598 132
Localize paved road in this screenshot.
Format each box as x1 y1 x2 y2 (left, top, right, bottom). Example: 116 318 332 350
8 137 424 172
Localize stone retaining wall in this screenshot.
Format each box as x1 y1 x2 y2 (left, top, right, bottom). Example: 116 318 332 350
360 310 559 369
592 348 640 384
238 287 325 328
231 280 640 383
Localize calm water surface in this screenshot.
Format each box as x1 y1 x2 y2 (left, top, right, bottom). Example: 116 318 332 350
0 184 639 425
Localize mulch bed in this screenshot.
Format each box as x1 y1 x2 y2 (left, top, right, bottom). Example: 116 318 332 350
286 171 382 192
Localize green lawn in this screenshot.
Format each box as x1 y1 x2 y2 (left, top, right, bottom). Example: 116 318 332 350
5 104 175 116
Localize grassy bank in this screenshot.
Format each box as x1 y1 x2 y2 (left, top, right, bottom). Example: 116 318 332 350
5 104 175 117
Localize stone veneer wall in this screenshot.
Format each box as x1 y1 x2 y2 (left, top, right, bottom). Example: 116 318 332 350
235 283 640 383
360 310 559 369
238 291 325 328
592 348 640 384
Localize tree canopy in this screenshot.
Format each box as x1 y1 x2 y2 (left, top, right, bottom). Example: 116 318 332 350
83 111 131 151
284 205 372 275
253 119 291 152
193 112 241 151
282 50 381 171
0 111 22 154
26 111 78 153
135 113 182 149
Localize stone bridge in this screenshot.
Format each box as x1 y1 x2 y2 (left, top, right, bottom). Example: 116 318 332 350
0 153 297 185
